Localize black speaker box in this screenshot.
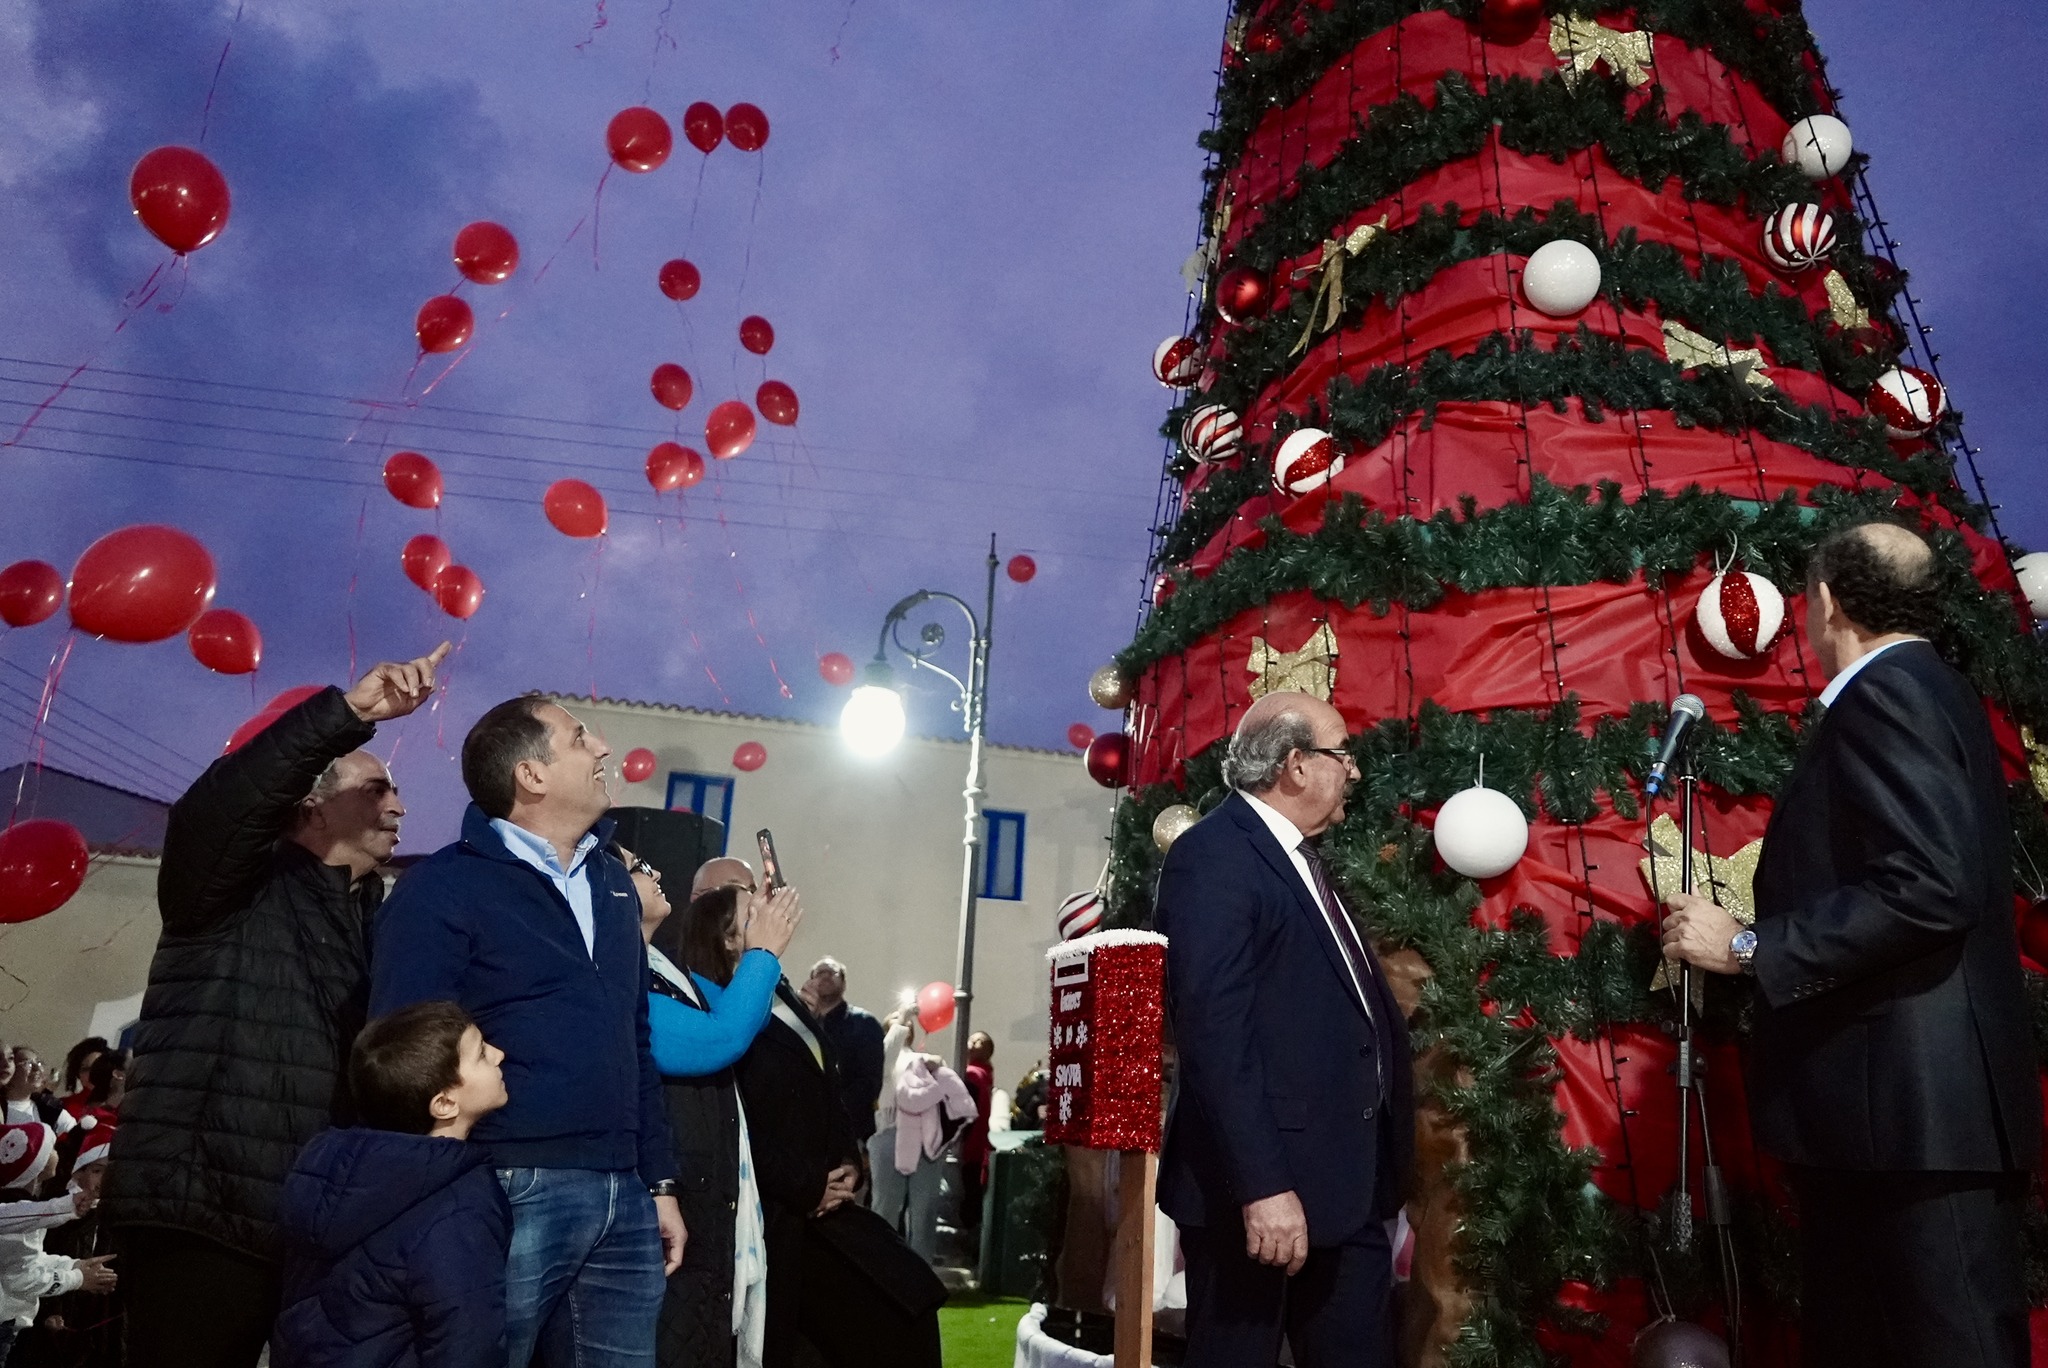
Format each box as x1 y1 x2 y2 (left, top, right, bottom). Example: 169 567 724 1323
607 805 725 893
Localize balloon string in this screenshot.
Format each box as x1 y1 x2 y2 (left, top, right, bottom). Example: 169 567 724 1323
672 525 730 707
707 472 792 700
429 630 469 754
643 0 677 100
686 159 708 238
591 163 613 269
197 0 245 144
828 0 858 62
734 156 766 299
584 539 607 702
2 260 172 449
345 494 368 683
573 0 608 52
9 633 75 827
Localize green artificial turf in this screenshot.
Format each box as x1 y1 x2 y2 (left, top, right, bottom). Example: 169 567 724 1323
939 1292 1033 1367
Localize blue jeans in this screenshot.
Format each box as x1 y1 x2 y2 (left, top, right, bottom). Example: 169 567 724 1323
498 1167 664 1368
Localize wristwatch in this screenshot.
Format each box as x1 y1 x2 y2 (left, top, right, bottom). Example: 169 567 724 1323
648 1180 678 1198
1730 928 1758 975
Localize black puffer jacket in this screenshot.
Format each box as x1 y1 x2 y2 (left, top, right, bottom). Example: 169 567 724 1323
102 686 379 1261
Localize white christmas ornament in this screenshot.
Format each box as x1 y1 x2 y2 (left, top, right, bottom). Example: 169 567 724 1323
1181 404 1243 463
1522 239 1603 317
1867 365 1947 439
1433 784 1530 879
1271 427 1345 496
2013 552 2048 619
1056 889 1104 941
1760 203 1837 272
1696 569 1786 660
1781 114 1854 180
1152 335 1202 388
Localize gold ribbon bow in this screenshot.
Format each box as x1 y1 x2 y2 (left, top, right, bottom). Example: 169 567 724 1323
2022 726 2048 806
1287 217 1389 356
1639 813 1762 994
1247 622 1339 702
1550 15 1655 89
1181 200 1234 296
1661 319 1773 390
1822 269 1871 332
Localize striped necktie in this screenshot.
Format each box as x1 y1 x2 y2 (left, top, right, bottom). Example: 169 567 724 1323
1298 840 1387 1083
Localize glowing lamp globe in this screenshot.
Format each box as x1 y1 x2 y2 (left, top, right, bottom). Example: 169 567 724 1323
840 666 906 758
1432 784 1529 879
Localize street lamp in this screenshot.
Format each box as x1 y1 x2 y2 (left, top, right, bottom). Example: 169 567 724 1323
839 534 998 1072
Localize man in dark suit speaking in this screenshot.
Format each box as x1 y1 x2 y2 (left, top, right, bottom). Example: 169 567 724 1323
1156 690 1412 1368
1662 521 2040 1367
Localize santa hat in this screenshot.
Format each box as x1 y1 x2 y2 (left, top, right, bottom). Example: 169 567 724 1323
0 1124 55 1190
73 1114 114 1172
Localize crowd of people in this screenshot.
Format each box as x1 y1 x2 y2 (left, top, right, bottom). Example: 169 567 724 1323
0 647 1014 1368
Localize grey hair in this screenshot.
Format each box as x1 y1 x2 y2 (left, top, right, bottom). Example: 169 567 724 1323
1222 707 1320 794
307 759 344 803
810 957 847 980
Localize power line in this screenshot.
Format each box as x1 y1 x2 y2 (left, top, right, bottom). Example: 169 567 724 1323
0 657 212 772
0 695 184 804
0 675 199 794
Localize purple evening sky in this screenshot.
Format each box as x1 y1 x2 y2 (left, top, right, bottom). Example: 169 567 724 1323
0 0 2040 853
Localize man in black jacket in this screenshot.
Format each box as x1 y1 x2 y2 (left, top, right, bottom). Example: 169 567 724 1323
103 642 448 1368
1663 522 2039 1368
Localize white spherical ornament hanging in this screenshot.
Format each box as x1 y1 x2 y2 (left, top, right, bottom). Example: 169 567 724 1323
1152 335 1202 388
1271 427 1345 496
1181 404 1243 464
1056 889 1104 941
1433 784 1529 879
1781 114 1854 179
1696 569 1786 660
1867 365 1947 438
1760 203 1837 273
2013 552 2048 619
1152 804 1200 852
1521 239 1603 317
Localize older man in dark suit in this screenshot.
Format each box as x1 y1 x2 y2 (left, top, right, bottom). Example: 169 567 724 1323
1663 521 2039 1368
1156 690 1412 1368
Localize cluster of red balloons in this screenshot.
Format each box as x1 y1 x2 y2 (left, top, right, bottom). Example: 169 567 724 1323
609 102 771 173
412 221 521 355
130 147 231 254
399 534 484 620
6 528 259 676
645 442 706 493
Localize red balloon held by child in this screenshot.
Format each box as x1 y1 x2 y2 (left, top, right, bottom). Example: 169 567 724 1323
754 381 798 427
543 480 608 538
706 401 756 459
1007 555 1037 583
818 652 855 687
453 221 519 284
916 982 956 1034
0 820 90 924
0 561 63 628
129 146 231 254
738 316 775 355
188 608 262 676
224 685 324 754
658 259 701 301
650 364 694 411
433 565 485 620
645 443 705 493
69 525 216 643
402 534 451 592
732 741 767 772
621 748 658 784
682 102 724 154
724 103 770 152
607 106 673 172
382 451 443 509
415 295 474 354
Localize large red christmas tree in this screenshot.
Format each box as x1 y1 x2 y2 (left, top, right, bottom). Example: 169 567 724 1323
1093 2 2048 1364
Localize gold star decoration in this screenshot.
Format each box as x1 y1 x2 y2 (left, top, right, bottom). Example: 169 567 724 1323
1247 622 1339 702
1821 269 1871 333
2021 726 2048 806
1661 319 1773 391
1550 15 1655 90
1288 216 1390 356
1638 813 1762 994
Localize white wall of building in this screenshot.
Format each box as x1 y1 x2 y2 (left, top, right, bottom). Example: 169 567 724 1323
0 855 159 1061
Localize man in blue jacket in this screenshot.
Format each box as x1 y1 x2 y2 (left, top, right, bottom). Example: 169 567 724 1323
371 694 684 1368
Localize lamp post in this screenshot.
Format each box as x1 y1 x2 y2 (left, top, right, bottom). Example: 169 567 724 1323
839 534 998 1072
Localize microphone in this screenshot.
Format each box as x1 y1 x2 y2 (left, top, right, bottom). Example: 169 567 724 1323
1644 694 1706 797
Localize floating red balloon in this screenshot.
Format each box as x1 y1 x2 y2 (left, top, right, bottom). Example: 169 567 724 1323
0 562 63 629
646 442 705 493
188 608 262 676
225 685 324 754
129 146 231 254
739 316 775 355
733 741 767 772
725 103 770 152
416 295 474 354
755 381 798 426
658 258 701 301
1084 732 1131 788
621 747 659 784
1066 722 1095 750
543 480 608 538
682 101 724 154
382 451 443 510
818 652 855 686
402 534 451 592
0 820 90 924
453 221 519 284
651 363 694 411
607 106 673 172
433 564 485 619
1007 555 1037 583
69 525 216 644
706 401 757 459
916 981 956 1034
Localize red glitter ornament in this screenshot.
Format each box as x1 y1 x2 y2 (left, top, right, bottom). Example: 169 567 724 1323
1045 932 1167 1152
1214 265 1271 326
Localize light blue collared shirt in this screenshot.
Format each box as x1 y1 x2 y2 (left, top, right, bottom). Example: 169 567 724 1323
1817 637 1923 709
490 818 600 957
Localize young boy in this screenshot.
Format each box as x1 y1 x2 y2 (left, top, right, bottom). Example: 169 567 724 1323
16 1120 122 1368
273 1001 512 1368
0 1123 114 1366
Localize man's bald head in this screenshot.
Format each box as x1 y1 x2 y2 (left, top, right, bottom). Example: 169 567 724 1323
690 856 757 900
1806 520 1941 640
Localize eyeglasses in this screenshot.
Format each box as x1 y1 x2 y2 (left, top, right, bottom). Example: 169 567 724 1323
1302 746 1356 767
630 859 661 882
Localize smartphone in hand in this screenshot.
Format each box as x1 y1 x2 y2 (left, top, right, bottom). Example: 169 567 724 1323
756 829 786 892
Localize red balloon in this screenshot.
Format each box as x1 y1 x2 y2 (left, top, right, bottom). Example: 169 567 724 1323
0 820 89 924
129 146 231 254
188 608 262 675
916 981 956 1034
818 652 855 686
1478 0 1545 43
543 479 608 538
0 561 63 628
646 442 705 493
433 564 485 619
415 294 473 354
1007 555 1037 583
69 525 215 643
382 451 443 509
706 401 757 459
1084 732 1132 788
651 363 694 411
607 106 673 172
724 103 770 152
682 101 724 154
1067 722 1095 750
402 534 451 591
225 685 324 754
621 747 658 784
755 381 798 427
453 221 519 284
659 258 701 301
732 740 767 772
739 316 775 355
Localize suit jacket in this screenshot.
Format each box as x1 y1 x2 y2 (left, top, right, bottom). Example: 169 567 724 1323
1749 640 2040 1172
1155 791 1413 1243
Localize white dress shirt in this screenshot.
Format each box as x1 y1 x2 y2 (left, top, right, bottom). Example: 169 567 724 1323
1817 637 1923 708
490 818 600 957
1239 790 1373 1014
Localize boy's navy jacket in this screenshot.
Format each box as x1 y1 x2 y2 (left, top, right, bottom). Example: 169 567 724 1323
274 1127 511 1368
369 805 677 1184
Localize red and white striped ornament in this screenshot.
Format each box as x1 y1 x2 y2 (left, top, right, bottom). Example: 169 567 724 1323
1056 889 1104 941
1760 203 1837 273
1696 569 1786 660
1271 427 1344 496
1152 335 1201 388
1867 365 1947 438
1180 404 1243 463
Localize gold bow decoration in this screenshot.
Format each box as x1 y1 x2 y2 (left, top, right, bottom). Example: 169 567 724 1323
1287 217 1390 356
1661 319 1773 391
1822 269 1871 333
1550 15 1655 89
1181 199 1235 295
1247 622 1339 702
1639 813 1762 994
2021 726 2048 806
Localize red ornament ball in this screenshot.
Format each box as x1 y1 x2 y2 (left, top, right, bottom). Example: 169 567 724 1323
682 102 724 154
0 561 63 629
453 221 519 284
621 748 658 784
1007 555 1037 583
1181 404 1243 464
1214 266 1271 326
1055 889 1103 941
129 146 231 254
1085 732 1132 789
415 295 473 354
658 258 701 301
651 363 694 411
188 608 262 676
69 525 216 644
738 316 775 355
1868 365 1947 439
432 564 485 620
755 381 799 427
706 401 757 458
543 480 608 538
1477 0 1546 44
646 442 705 493
1760 203 1837 274
1272 427 1345 496
607 106 672 172
382 451 443 510
0 819 90 924
724 103 770 152
818 652 855 687
402 535 451 592
733 740 768 772
1152 335 1201 388
1066 722 1095 750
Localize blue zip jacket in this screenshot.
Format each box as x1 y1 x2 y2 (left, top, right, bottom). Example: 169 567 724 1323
370 806 677 1183
273 1127 511 1368
647 948 781 1075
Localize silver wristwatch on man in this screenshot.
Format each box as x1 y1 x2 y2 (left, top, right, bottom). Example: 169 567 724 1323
1730 928 1758 975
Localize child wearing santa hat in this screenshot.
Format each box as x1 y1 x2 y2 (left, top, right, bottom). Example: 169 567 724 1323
9 1117 121 1368
0 1123 113 1365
